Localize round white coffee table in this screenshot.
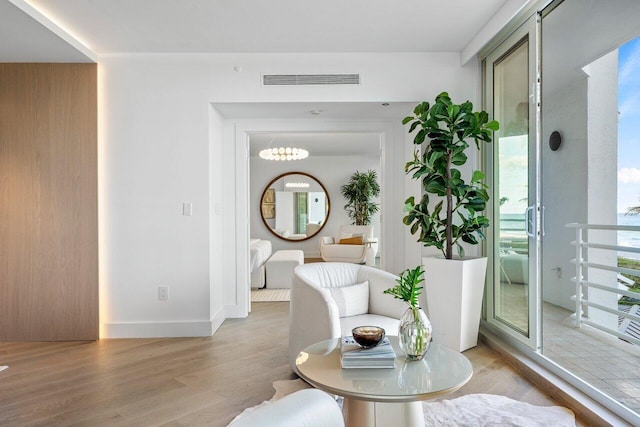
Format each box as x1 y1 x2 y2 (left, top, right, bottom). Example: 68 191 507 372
295 336 472 427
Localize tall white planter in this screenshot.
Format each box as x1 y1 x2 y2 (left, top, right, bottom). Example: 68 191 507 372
421 256 487 352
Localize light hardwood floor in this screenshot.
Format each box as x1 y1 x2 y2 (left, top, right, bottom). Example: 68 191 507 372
0 302 582 426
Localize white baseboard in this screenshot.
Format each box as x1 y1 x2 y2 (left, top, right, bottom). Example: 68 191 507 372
101 307 229 338
224 304 248 318
210 307 226 334
102 320 215 338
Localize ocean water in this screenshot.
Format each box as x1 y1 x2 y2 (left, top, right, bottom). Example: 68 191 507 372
499 213 640 259
617 213 640 259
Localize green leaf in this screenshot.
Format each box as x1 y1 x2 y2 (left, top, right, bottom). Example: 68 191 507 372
413 102 429 116
451 151 467 166
402 116 414 125
424 178 446 196
384 266 425 307
471 170 485 183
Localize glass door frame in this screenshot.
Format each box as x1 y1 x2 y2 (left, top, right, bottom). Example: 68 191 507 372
483 13 542 351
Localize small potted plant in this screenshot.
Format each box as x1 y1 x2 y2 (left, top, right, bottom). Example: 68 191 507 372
402 92 498 352
384 266 432 360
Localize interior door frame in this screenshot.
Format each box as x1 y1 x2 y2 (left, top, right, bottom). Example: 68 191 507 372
482 13 542 350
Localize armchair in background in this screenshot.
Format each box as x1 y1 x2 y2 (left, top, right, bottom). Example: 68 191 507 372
319 225 378 265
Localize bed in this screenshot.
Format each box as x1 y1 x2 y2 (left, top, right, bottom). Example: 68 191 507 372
250 239 272 288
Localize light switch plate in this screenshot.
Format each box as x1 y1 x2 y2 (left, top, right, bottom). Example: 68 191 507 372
183 202 192 216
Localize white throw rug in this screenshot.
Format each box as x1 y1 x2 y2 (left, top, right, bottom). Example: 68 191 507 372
422 393 575 426
235 379 576 427
251 288 290 302
0 366 7 372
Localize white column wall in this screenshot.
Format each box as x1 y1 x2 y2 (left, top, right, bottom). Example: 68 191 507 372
541 76 588 311
99 52 478 337
585 51 619 330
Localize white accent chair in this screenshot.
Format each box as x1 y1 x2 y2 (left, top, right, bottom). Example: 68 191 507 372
227 388 344 427
319 225 378 265
288 262 406 371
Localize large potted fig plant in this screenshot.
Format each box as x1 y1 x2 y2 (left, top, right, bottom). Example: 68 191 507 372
402 92 498 352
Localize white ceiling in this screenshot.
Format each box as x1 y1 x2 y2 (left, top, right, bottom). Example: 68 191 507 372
10 0 511 57
213 102 416 120
1 0 519 154
0 0 93 62
219 101 415 157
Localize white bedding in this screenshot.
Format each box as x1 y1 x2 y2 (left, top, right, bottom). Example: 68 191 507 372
250 239 272 273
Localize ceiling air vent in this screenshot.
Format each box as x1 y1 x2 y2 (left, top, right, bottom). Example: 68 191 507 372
263 74 360 86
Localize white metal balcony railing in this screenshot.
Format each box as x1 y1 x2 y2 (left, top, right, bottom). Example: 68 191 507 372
567 223 640 346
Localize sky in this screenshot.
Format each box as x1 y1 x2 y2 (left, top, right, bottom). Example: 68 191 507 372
617 36 640 213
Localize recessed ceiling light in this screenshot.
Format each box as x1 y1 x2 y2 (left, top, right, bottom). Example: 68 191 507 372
381 103 390 106
309 109 323 115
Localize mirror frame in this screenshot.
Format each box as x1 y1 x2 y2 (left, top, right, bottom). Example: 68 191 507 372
259 171 331 242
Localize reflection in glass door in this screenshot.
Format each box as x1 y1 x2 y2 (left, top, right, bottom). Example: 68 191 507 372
484 15 540 348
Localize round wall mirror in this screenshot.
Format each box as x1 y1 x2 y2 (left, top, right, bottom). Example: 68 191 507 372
260 172 330 242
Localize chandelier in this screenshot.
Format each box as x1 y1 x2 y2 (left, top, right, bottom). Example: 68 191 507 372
259 147 309 161
285 182 310 188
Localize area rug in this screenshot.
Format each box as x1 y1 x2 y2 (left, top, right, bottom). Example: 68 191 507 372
251 288 290 302
234 379 576 426
0 366 7 373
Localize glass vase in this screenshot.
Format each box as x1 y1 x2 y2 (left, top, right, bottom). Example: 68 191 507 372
398 305 432 361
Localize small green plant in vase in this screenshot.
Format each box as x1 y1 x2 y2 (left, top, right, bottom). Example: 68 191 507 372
384 266 432 360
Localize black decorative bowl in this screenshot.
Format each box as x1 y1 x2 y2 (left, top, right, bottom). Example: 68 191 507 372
352 326 385 348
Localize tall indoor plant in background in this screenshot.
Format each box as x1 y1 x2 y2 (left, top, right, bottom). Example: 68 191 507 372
403 92 498 352
341 170 380 225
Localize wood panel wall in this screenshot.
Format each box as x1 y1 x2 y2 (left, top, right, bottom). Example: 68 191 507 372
0 63 98 341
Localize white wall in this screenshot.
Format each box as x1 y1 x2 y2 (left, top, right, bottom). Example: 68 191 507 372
99 52 478 336
209 106 225 332
250 153 381 258
541 1 627 314
100 55 213 337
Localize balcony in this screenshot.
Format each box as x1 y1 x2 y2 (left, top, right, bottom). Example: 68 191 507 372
543 301 640 413
543 224 640 415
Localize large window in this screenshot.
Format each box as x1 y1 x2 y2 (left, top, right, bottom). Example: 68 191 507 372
484 1 640 423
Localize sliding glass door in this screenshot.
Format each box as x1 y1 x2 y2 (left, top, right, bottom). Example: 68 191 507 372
484 15 541 349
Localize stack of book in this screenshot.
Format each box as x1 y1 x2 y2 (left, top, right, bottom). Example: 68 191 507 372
340 336 396 369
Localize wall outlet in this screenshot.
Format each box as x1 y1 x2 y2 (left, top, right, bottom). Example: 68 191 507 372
158 286 169 301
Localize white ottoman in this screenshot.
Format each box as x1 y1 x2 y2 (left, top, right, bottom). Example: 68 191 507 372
266 250 304 289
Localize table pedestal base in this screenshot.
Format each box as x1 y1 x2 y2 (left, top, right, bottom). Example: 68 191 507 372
342 398 424 427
